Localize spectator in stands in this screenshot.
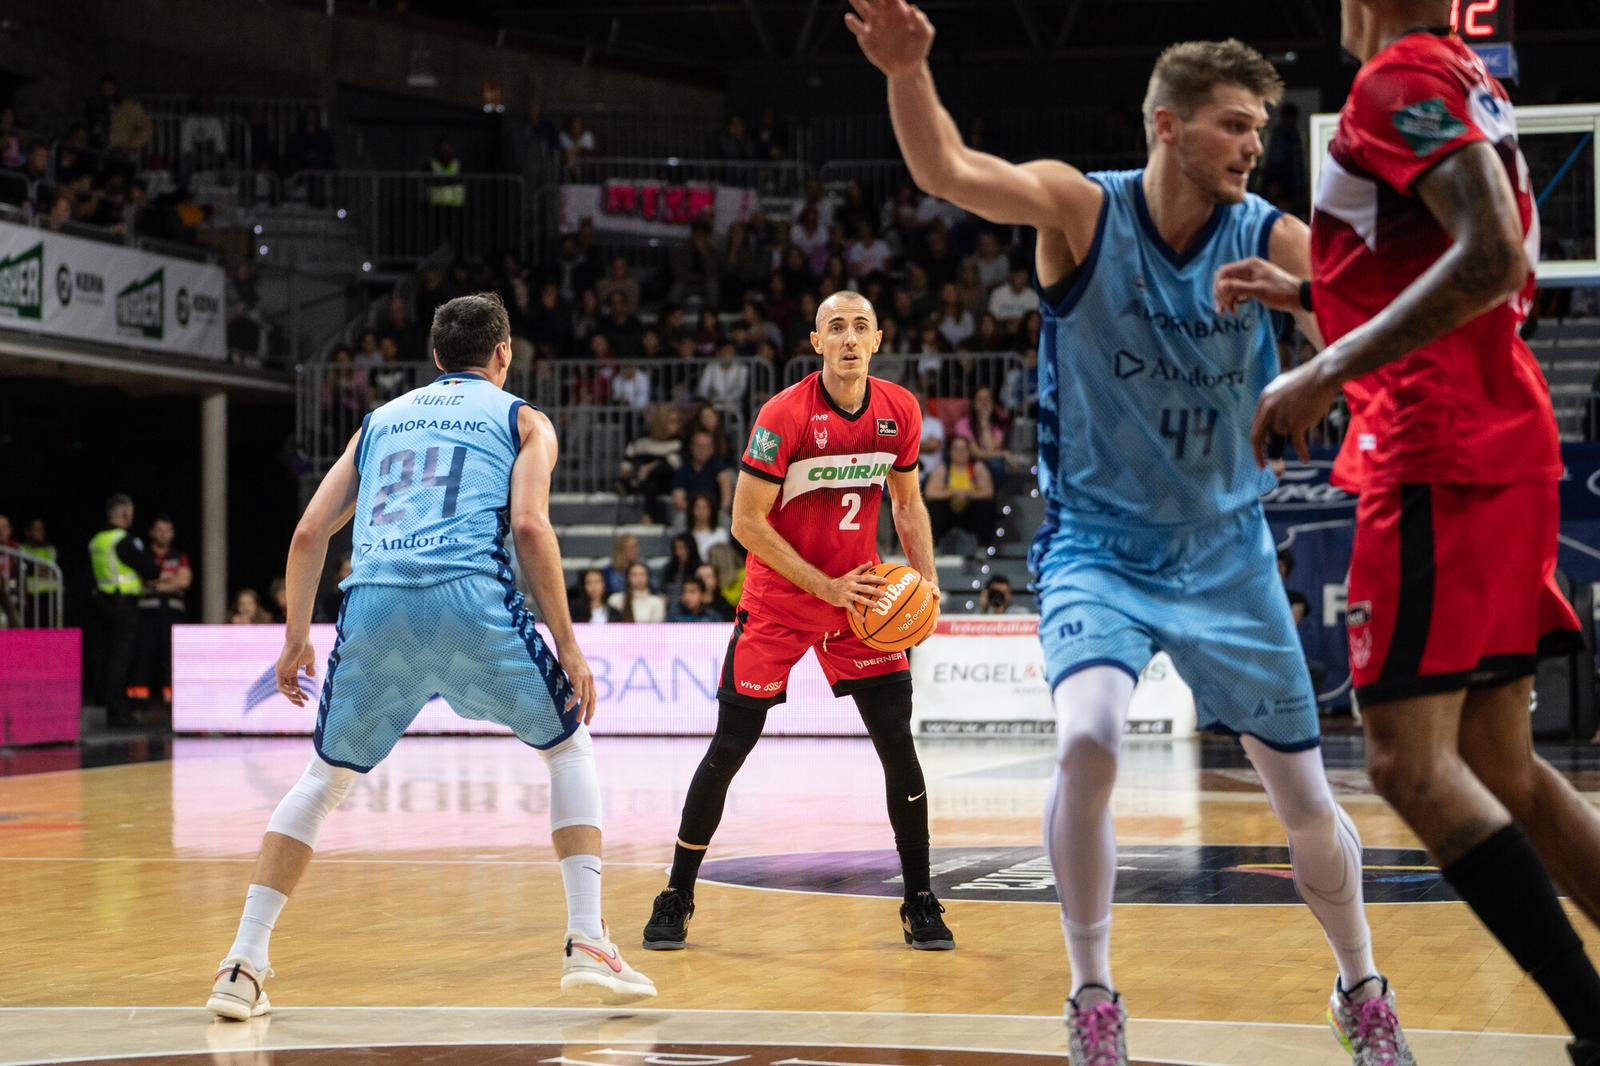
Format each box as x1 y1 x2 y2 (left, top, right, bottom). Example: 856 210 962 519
609 561 667 623
136 515 190 709
954 259 989 318
354 330 382 371
639 326 664 361
22 144 51 208
267 577 290 623
691 309 723 357
179 93 228 177
369 337 408 404
925 435 997 551
316 555 352 623
659 533 702 599
936 282 975 350
601 291 644 360
506 96 557 177
879 316 909 356
286 107 336 174
596 256 640 316
754 105 788 160
915 190 965 233
698 343 749 414
980 574 1026 615
842 220 890 283
56 123 95 186
739 299 783 352
988 267 1040 331
688 403 735 461
227 261 263 362
968 310 1005 354
377 295 425 361
905 263 936 322
691 562 735 621
673 429 734 519
1001 346 1040 418
921 225 959 288
721 221 768 310
83 75 118 148
791 203 829 276
611 358 653 416
44 190 73 232
705 543 746 613
687 492 731 560
559 115 596 171
110 91 153 170
778 244 814 298
602 534 644 596
0 108 24 171
1017 309 1043 354
570 568 616 624
230 588 272 624
416 267 452 327
554 234 598 302
957 386 1017 489
965 230 1011 293
669 576 721 623
670 218 723 308
658 304 690 349
716 114 754 160
527 282 574 359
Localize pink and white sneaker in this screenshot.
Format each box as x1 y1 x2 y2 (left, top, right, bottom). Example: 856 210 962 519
1329 976 1416 1065
562 920 656 1001
1066 984 1128 1066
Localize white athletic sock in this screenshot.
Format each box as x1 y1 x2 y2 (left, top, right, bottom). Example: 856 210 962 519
1244 738 1379 993
1065 916 1114 996
1044 667 1135 997
559 854 605 940
227 884 288 971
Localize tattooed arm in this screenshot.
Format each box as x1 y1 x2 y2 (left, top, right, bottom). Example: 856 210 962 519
1249 141 1528 464
1309 141 1527 385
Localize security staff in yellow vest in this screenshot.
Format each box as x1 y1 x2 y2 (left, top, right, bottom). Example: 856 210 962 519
89 494 160 726
19 517 61 627
427 137 465 208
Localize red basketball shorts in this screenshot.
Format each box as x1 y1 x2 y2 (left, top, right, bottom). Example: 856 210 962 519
1347 480 1581 706
718 606 911 708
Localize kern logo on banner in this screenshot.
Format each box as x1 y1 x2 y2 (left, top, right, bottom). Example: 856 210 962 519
117 268 164 340
0 221 225 359
0 242 43 321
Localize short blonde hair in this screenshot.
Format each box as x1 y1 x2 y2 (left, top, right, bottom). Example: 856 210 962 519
1142 39 1284 143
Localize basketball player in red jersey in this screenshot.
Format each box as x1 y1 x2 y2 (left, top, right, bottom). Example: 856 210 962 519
1221 2 1600 1060
641 290 954 951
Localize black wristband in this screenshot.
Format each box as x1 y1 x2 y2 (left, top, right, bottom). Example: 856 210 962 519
1299 280 1315 312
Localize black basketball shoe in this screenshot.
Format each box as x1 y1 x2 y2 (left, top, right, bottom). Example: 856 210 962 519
642 889 694 950
900 891 955 950
1571 1040 1600 1066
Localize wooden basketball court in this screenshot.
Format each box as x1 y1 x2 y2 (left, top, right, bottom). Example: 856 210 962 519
0 731 1592 1064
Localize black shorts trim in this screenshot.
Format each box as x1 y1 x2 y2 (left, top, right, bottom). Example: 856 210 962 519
1377 483 1435 688
830 669 911 699
737 461 784 484
717 686 787 710
1358 635 1585 708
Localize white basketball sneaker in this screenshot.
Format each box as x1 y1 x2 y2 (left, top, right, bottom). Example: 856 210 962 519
207 956 273 1020
562 921 657 1001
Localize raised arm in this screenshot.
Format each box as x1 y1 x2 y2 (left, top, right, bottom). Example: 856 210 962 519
509 404 596 722
847 0 1101 236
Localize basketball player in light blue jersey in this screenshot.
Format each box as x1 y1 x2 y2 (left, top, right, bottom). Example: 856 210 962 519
851 4 1411 1063
206 293 653 1020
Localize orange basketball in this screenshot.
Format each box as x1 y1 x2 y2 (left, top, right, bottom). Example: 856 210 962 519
848 562 940 653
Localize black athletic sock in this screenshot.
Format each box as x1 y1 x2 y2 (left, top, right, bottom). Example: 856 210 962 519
854 682 933 902
1441 824 1600 1039
898 844 931 899
668 843 707 896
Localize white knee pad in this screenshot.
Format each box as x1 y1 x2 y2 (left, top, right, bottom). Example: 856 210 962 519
542 725 602 832
266 756 358 848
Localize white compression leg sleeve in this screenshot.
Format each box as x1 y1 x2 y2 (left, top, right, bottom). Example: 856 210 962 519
1242 736 1378 991
541 725 602 832
1044 666 1136 996
265 756 358 848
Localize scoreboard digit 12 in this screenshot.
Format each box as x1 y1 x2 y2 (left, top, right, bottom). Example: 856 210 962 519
1451 0 1518 78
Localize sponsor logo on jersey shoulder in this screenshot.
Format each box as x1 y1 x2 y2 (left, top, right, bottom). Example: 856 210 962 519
876 418 898 437
747 426 782 465
1393 98 1469 158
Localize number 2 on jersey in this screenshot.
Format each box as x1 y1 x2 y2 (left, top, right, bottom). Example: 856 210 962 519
839 491 862 530
370 446 468 526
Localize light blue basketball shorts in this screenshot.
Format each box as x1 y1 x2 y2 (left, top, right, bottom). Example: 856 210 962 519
314 573 577 771
1029 502 1320 752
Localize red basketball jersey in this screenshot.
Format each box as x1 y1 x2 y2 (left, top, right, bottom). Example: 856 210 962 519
1312 31 1560 492
737 372 922 633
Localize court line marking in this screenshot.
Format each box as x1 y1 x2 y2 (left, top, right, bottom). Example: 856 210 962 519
0 1004 1569 1039
0 856 663 868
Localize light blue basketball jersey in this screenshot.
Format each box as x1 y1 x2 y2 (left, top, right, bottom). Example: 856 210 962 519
344 372 526 589
1036 169 1283 528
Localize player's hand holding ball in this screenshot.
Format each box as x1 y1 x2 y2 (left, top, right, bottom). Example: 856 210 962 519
848 562 940 653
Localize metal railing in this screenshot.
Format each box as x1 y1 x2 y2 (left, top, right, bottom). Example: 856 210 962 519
296 357 777 493
146 111 254 174
140 95 325 161
783 351 1026 400
0 546 64 630
284 170 528 262
566 157 808 198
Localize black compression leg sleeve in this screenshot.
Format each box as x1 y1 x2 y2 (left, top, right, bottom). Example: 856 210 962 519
669 699 769 894
855 681 931 899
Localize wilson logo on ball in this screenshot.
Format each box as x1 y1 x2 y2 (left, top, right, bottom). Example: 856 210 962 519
870 572 919 616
